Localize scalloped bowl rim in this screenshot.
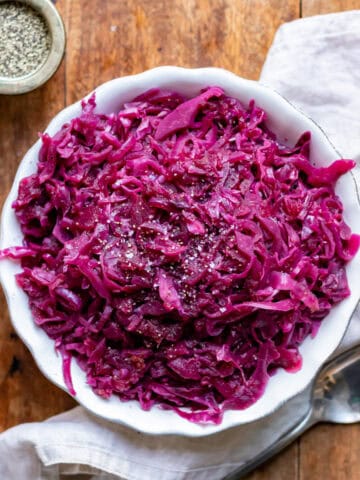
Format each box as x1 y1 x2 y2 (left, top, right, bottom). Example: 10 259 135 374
1 66 360 437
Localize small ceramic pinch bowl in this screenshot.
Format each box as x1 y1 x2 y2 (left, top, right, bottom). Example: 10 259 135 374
0 0 65 95
1 67 360 437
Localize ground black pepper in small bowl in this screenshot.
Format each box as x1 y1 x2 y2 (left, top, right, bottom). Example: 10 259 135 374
0 0 65 94
0 1 51 78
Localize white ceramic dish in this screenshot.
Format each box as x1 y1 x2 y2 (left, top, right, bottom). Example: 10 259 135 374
1 67 360 437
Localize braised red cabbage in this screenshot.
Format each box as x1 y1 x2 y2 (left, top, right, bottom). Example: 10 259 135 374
3 87 359 424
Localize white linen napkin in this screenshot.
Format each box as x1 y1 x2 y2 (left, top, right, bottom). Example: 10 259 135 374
1 10 360 480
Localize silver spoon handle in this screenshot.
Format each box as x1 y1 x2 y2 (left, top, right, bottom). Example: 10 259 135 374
222 409 316 480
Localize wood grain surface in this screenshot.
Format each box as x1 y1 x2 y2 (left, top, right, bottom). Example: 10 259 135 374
0 1 359 478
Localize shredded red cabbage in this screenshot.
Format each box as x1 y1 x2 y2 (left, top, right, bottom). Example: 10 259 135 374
3 87 360 424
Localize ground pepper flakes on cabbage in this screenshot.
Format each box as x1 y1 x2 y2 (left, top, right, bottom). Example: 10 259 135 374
3 87 360 424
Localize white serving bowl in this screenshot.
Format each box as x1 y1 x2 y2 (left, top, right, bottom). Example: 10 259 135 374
1 67 360 437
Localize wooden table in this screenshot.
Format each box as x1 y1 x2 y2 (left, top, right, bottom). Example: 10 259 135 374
1 1 360 478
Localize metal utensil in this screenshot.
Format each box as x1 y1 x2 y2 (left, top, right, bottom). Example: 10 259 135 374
224 346 360 480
